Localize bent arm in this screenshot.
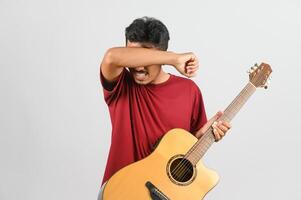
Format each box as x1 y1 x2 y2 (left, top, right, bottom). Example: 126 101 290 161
100 47 178 82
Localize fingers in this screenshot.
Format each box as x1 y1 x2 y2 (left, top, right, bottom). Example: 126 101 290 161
198 111 232 142
217 121 231 132
186 66 199 76
175 52 200 78
185 57 199 77
200 111 223 135
212 120 231 142
212 127 222 141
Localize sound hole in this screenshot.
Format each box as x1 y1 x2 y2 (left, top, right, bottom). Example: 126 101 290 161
169 157 194 183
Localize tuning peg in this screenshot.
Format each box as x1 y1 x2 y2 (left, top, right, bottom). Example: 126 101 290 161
251 64 259 71
264 80 271 89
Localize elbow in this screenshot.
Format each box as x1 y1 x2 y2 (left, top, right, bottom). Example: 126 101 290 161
102 48 115 66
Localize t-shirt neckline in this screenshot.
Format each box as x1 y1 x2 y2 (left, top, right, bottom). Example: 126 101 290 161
146 73 173 88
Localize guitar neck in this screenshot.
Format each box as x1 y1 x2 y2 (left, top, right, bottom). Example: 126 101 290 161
186 82 257 165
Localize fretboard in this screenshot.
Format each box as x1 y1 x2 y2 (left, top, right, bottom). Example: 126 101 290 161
186 82 256 165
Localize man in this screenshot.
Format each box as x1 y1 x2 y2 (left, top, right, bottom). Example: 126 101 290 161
98 16 231 199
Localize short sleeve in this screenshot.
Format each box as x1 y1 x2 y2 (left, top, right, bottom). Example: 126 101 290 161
99 67 130 105
190 84 207 134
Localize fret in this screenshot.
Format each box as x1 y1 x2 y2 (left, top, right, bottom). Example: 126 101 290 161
187 82 257 165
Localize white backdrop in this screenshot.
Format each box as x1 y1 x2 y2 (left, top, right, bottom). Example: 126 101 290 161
1 0 300 199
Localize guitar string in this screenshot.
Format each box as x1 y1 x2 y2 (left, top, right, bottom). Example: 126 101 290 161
170 128 217 179
174 131 213 180
170 128 215 180
170 87 244 179
170 83 254 181
177 83 255 180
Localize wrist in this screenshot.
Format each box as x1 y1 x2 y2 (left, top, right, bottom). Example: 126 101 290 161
166 51 180 68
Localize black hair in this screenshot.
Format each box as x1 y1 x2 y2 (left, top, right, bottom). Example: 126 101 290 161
125 16 170 51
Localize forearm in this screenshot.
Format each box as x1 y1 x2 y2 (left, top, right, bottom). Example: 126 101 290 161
101 46 198 81
104 47 178 68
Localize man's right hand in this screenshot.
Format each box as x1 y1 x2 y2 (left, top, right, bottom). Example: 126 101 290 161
174 53 199 78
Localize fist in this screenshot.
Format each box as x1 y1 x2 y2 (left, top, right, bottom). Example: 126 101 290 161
174 52 199 78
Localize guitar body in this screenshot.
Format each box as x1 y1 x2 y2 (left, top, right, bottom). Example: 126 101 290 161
102 128 219 200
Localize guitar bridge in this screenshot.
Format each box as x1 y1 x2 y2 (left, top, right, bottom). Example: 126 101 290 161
145 181 170 200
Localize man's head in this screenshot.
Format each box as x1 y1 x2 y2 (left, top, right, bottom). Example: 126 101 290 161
125 17 170 85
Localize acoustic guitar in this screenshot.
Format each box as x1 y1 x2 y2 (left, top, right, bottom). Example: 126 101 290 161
102 63 272 200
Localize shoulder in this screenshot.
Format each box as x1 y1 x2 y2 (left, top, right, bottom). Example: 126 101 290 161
170 74 201 92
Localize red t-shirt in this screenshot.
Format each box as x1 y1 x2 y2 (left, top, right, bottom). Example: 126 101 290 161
99 68 207 185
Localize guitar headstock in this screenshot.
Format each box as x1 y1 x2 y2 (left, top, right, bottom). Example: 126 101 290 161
248 63 272 89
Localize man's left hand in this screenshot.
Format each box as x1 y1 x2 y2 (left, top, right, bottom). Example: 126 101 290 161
195 111 231 141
